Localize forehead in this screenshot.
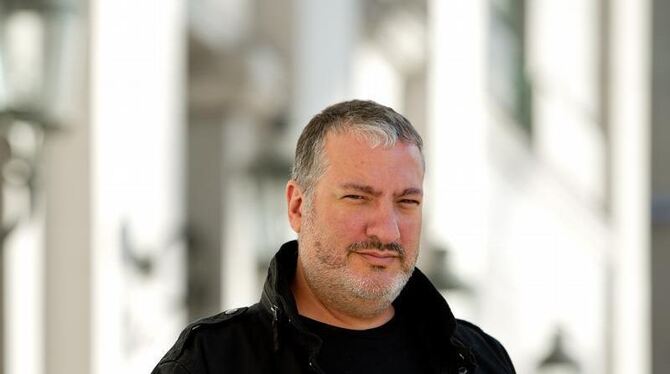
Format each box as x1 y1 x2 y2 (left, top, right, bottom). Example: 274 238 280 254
320 130 424 186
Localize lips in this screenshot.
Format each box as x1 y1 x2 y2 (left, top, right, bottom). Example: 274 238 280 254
354 251 399 267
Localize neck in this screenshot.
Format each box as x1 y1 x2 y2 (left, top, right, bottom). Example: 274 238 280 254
291 259 395 330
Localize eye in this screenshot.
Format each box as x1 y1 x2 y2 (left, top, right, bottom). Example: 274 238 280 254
343 194 366 200
399 199 421 206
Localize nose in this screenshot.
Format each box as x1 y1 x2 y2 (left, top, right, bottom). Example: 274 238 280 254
365 201 400 243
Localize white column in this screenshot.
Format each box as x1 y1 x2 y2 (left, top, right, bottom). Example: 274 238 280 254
609 0 651 372
41 10 91 374
290 0 360 138
90 1 186 374
426 0 489 288
5 215 45 374
42 82 92 374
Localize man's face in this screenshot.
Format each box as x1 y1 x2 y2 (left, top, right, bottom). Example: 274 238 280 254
290 130 424 316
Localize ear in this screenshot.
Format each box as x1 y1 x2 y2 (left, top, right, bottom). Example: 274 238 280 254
286 180 304 233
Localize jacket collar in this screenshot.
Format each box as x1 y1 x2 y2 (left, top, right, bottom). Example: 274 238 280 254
260 240 302 323
259 240 469 369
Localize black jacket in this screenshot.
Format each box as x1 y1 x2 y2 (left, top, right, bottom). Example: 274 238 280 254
153 241 516 374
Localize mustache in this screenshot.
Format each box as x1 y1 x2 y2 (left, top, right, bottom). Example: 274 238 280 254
347 239 405 256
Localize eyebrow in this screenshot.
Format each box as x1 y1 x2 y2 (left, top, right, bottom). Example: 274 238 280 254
398 188 423 197
339 183 423 197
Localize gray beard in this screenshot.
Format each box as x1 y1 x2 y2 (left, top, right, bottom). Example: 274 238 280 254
299 239 415 319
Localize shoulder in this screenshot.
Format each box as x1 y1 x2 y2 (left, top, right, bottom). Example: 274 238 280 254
152 305 266 374
453 319 516 373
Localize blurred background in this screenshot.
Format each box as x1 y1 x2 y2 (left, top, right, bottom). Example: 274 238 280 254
0 0 667 373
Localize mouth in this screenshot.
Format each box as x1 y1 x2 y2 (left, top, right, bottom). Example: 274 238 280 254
354 250 400 267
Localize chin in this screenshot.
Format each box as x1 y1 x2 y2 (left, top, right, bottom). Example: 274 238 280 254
348 271 410 301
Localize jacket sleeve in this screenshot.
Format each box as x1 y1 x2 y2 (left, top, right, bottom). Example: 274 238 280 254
152 361 193 374
454 319 516 373
150 308 250 374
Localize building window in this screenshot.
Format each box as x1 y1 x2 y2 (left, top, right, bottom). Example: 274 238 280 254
488 0 532 135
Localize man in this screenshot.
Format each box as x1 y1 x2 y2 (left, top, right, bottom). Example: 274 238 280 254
153 100 515 373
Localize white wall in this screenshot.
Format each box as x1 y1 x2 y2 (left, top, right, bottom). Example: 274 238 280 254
427 0 614 372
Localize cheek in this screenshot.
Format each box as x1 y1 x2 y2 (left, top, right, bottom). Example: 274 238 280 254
400 207 422 226
399 215 422 241
313 243 348 268
331 208 369 233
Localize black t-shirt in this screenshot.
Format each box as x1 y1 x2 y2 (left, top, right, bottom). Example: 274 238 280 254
299 310 432 374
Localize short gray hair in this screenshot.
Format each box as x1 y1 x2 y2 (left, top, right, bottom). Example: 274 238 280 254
291 100 423 197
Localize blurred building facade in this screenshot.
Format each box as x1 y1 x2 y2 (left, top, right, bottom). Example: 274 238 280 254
0 0 668 374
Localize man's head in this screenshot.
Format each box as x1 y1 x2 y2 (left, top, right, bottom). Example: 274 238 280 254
286 100 425 323
291 100 424 204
